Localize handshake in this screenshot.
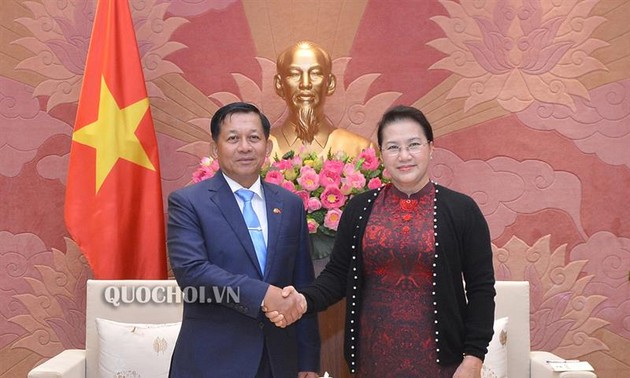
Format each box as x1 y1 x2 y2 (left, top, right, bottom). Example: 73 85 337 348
262 285 307 328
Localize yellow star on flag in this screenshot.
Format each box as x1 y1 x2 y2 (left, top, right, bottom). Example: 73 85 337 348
72 76 156 192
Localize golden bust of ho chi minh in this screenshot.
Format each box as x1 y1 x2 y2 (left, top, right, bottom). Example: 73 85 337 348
270 41 375 159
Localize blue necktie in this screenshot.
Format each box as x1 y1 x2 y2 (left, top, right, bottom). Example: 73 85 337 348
235 189 267 274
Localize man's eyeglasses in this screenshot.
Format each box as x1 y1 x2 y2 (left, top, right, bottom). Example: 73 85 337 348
382 141 430 156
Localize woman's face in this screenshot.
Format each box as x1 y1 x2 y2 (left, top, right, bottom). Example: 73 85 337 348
380 119 433 195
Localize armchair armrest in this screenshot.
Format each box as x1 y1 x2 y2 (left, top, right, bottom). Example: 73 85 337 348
531 351 597 378
28 349 86 378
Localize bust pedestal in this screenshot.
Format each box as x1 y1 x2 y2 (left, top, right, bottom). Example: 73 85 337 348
313 256 350 378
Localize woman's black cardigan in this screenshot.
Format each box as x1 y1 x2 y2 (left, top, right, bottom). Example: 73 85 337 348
301 183 496 374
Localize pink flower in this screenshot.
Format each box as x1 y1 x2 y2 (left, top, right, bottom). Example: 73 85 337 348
368 177 383 190
344 171 367 190
192 166 214 183
343 162 357 176
319 168 342 187
295 190 309 210
272 159 293 170
307 218 319 234
307 197 322 212
358 148 379 170
192 158 220 183
300 165 317 175
339 182 353 196
281 180 296 192
322 159 344 175
291 155 303 167
264 170 284 185
210 159 220 171
320 186 347 209
323 208 343 231
297 168 320 191
382 168 391 180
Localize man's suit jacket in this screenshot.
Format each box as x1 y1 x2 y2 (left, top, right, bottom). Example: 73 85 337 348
167 172 320 377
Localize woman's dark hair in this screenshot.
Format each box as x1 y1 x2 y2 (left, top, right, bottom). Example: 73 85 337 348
376 105 434 148
210 102 271 141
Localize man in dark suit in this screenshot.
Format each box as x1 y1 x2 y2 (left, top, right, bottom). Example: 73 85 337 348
167 102 320 377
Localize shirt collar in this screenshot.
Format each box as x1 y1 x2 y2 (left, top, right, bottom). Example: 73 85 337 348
221 172 264 200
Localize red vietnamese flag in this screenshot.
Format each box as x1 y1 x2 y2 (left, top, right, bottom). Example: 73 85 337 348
65 0 167 279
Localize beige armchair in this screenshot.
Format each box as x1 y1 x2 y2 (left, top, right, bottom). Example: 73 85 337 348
494 281 595 378
29 280 182 378
28 280 596 377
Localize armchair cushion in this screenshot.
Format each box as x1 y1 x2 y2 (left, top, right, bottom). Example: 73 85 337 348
482 316 509 378
95 318 181 378
84 280 182 377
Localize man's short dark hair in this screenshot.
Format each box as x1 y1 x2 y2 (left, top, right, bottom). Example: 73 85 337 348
210 102 271 141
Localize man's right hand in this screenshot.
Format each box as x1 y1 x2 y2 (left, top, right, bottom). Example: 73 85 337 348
262 285 306 327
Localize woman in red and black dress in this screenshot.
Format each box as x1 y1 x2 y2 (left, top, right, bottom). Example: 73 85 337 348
270 105 496 378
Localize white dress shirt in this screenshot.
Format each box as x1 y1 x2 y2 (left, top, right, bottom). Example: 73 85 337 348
221 173 269 245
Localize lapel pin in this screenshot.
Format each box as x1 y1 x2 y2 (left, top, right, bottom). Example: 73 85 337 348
273 208 281 214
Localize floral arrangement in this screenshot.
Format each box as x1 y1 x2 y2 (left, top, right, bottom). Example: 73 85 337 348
192 147 389 239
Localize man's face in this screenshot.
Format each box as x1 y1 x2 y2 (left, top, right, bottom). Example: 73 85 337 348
210 112 272 188
275 46 336 140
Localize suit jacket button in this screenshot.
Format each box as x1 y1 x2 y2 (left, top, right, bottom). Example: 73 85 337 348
258 321 264 329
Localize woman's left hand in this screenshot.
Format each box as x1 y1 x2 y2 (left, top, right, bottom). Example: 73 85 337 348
452 355 482 378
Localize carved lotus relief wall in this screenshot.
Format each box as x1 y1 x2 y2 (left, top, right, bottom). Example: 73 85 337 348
1 0 628 377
